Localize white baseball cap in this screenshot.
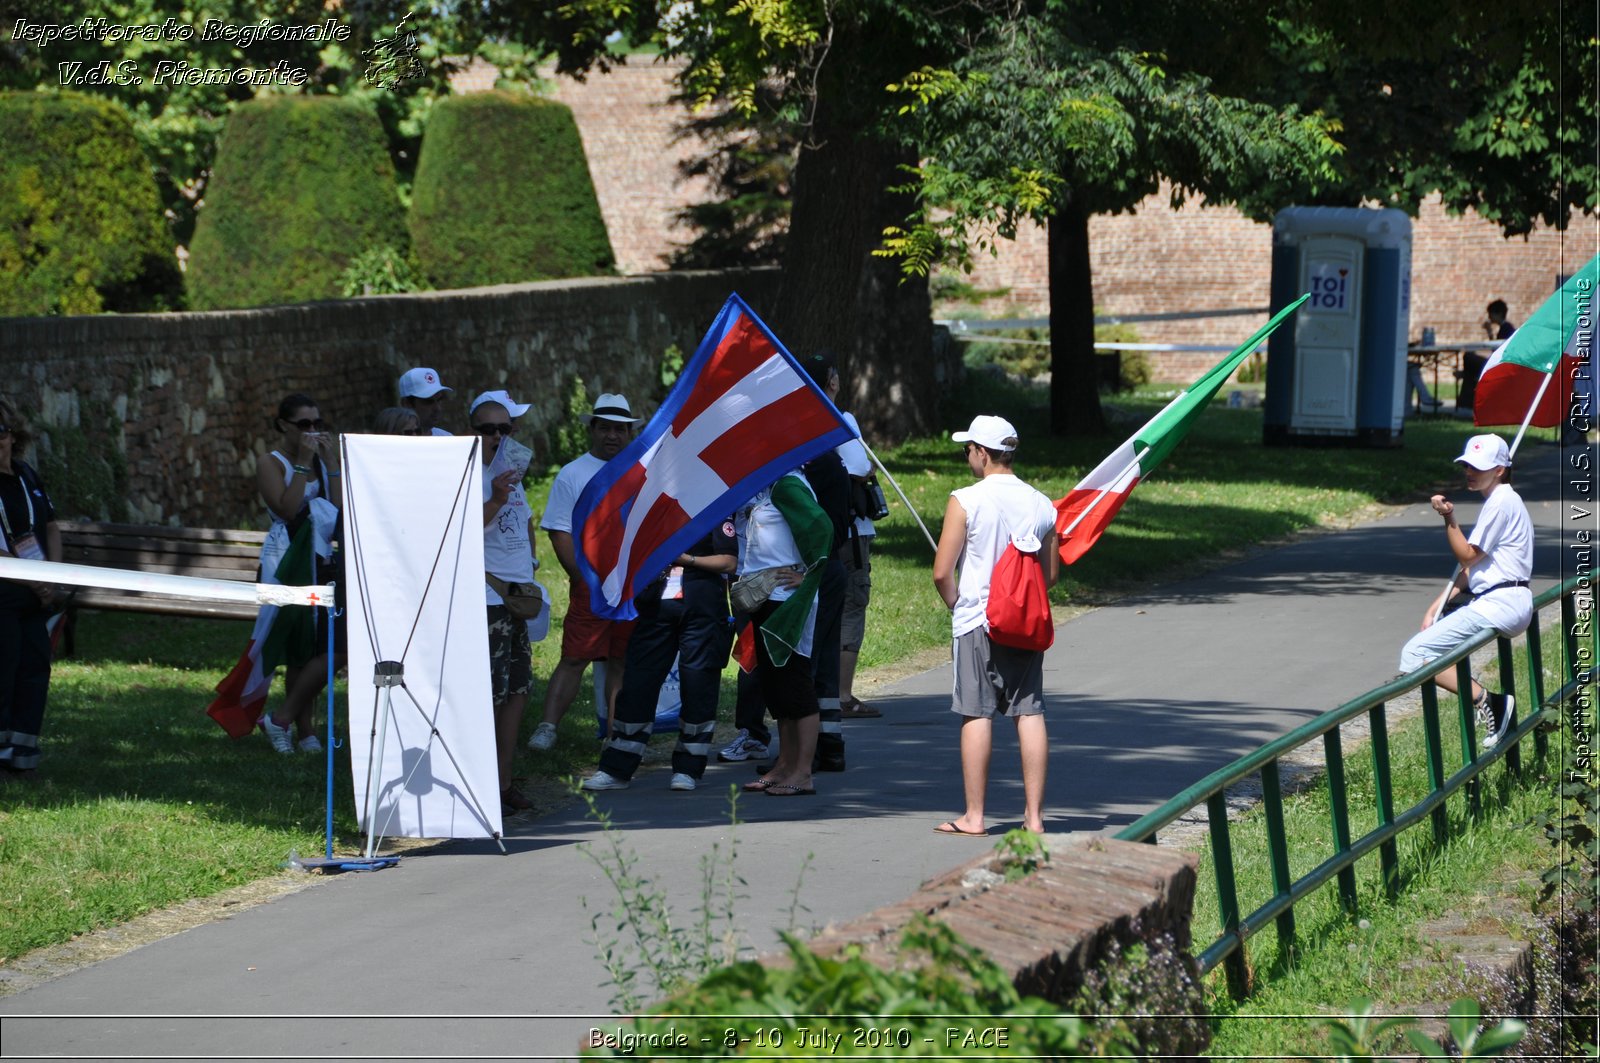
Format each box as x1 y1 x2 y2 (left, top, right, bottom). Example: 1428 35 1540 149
1455 434 1512 470
469 390 531 418
951 414 1019 452
581 393 642 425
398 367 452 400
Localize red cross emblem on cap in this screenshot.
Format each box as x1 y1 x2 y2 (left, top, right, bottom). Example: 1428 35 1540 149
425 372 435 383
1472 442 1481 450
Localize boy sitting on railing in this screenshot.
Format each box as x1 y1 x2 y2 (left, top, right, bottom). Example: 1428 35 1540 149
1398 434 1532 749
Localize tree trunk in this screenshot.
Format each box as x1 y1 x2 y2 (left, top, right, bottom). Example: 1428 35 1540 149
768 130 934 444
1048 199 1106 436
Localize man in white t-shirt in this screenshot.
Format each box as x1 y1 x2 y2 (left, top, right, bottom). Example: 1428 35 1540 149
528 393 642 751
931 415 1058 837
398 367 454 437
1398 433 1534 750
472 390 537 814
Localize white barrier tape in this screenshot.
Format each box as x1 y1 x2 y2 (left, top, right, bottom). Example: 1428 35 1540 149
0 556 334 609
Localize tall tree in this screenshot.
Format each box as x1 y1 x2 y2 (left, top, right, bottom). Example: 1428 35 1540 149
492 0 999 441
886 0 1594 433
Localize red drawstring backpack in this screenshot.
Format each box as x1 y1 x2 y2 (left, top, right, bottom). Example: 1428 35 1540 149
985 531 1054 651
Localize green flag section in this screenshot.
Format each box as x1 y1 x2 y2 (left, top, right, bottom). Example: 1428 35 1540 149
1474 254 1597 428
1054 294 1311 564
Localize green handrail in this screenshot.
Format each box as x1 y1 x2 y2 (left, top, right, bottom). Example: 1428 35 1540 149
1114 575 1591 994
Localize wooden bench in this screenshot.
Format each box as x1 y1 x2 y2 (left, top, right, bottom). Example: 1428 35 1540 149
55 523 268 643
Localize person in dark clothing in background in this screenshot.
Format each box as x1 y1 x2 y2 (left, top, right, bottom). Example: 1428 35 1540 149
582 524 737 792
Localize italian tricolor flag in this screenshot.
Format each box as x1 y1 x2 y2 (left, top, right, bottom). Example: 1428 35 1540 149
1473 254 1597 429
1055 294 1310 565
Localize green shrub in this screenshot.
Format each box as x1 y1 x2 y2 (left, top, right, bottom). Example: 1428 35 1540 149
0 91 181 315
186 96 407 310
338 244 424 297
409 92 615 289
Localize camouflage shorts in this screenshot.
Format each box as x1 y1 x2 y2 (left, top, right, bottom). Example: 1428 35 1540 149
488 605 532 702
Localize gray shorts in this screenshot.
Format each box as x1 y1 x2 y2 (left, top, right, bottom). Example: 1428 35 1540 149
950 627 1045 719
836 535 872 652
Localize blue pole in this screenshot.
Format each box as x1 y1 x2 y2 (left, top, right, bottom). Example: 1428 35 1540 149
325 587 335 861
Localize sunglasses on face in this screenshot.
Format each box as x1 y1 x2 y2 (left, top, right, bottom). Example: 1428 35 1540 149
473 423 516 437
286 418 328 432
0 426 11 439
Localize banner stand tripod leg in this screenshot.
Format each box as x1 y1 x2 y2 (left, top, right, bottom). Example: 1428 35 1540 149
302 654 401 873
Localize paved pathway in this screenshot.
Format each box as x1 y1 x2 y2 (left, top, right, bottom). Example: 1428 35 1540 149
0 438 1582 1060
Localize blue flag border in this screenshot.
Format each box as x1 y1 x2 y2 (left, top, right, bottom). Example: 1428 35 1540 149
571 293 855 620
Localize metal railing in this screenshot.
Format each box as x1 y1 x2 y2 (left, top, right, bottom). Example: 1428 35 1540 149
1114 575 1592 998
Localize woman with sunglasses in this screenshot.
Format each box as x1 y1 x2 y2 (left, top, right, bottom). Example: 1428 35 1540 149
0 397 64 774
371 407 421 436
471 390 540 815
253 393 342 754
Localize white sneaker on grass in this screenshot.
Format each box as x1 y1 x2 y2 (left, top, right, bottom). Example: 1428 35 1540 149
528 722 558 751
297 735 323 754
669 773 697 791
260 714 293 755
581 770 630 791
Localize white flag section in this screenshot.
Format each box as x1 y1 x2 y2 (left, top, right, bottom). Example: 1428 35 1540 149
342 435 503 840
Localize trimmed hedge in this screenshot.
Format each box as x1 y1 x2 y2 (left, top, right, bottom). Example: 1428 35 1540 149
410 92 615 289
0 91 182 316
187 96 407 311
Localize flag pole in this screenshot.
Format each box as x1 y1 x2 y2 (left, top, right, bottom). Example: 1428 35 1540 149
1433 362 1550 628
1060 446 1153 540
860 439 939 552
1505 369 1555 459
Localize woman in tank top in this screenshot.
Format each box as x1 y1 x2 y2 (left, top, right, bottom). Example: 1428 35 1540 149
254 393 341 754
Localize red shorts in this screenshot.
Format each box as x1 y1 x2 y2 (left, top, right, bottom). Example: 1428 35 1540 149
561 583 636 661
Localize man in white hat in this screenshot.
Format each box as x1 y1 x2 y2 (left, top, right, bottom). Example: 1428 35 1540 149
1398 433 1533 750
398 367 453 436
931 414 1058 837
529 393 642 751
471 390 539 813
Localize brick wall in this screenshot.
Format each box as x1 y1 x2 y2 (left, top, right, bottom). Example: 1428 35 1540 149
542 61 716 276
466 65 1583 383
3 269 777 527
962 190 1581 381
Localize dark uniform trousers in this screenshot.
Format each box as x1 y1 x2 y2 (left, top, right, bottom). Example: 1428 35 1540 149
598 576 732 781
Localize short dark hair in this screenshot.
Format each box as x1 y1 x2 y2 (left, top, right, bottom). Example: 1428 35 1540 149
0 396 33 453
804 350 838 389
276 393 318 424
1487 299 1508 317
978 443 1015 467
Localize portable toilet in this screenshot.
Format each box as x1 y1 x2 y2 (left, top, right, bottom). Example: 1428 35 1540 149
1263 207 1412 446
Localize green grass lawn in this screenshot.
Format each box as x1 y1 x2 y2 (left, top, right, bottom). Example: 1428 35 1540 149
1191 636 1574 1058
0 377 1549 965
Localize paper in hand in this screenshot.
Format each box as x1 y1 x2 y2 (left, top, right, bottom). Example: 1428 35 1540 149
487 436 533 480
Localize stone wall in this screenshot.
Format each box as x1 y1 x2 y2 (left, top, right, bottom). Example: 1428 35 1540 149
2 269 778 528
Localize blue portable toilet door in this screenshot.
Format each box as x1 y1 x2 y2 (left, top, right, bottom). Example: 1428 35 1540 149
1291 236 1364 435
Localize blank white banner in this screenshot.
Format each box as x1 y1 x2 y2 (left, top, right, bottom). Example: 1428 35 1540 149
342 435 502 840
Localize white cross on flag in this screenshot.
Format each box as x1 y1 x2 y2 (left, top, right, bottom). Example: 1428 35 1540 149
573 294 854 619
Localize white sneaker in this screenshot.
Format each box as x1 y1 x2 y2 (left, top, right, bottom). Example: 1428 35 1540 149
260 714 293 755
297 735 323 754
669 773 697 791
717 729 769 762
1479 692 1514 749
581 769 630 791
528 722 558 751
